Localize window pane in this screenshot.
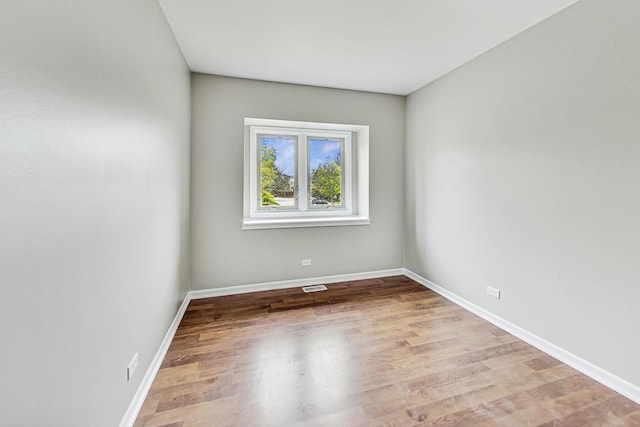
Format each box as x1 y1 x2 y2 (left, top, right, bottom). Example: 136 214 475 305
308 138 343 207
259 135 296 207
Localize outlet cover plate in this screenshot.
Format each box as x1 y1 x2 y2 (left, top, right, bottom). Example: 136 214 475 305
127 353 138 381
487 286 501 299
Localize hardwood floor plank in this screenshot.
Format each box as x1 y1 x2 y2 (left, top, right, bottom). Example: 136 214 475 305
134 276 639 426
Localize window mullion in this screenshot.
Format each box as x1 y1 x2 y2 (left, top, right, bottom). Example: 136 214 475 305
298 134 308 211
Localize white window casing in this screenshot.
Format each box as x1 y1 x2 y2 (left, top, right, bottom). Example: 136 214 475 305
243 118 370 230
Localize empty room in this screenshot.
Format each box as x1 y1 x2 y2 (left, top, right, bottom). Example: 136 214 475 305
1 0 639 426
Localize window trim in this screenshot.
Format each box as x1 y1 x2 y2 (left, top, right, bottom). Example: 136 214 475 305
243 118 370 230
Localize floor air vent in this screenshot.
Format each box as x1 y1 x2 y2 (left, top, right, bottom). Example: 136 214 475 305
302 284 328 293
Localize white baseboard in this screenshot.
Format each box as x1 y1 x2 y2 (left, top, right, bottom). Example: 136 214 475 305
119 295 191 427
402 268 640 405
188 268 405 300
122 266 639 426
119 268 404 426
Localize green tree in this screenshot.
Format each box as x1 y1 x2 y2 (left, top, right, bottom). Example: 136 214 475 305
311 155 341 204
260 145 279 205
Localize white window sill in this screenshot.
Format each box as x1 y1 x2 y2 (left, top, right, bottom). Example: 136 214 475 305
242 215 370 230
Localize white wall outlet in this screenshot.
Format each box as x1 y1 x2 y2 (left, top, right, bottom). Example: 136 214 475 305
127 353 138 381
487 286 501 299
301 259 312 266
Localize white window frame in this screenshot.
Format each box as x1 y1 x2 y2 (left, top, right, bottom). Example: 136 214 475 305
243 118 370 230
250 127 352 216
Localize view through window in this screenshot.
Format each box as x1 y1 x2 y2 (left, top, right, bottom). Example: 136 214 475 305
259 135 297 207
244 118 370 230
308 138 343 207
258 135 345 210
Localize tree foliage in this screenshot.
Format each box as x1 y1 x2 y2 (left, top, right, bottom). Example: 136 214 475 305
311 155 341 204
261 189 278 206
260 145 279 205
261 145 342 206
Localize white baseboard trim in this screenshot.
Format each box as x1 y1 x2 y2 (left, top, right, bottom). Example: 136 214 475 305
119 295 192 427
187 268 405 300
120 268 404 426
403 268 640 405
122 266 640 426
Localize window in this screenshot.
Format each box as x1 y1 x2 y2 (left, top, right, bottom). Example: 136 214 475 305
243 118 370 230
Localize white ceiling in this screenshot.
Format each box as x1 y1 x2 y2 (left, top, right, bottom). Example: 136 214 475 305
159 0 580 95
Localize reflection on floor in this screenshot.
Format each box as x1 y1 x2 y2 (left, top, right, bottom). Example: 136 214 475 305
135 275 640 426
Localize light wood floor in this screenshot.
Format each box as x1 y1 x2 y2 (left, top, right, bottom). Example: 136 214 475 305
134 276 640 426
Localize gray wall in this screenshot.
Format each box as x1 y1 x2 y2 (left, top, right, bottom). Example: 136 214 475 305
191 75 404 289
0 1 191 426
4 0 637 424
405 0 640 387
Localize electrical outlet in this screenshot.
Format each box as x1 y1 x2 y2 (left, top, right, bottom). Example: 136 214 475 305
301 259 311 266
127 353 138 381
486 286 501 299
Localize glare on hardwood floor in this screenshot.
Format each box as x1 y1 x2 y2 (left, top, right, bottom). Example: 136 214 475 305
134 276 640 427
